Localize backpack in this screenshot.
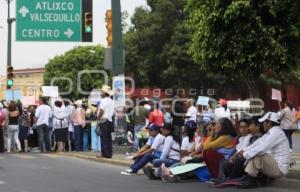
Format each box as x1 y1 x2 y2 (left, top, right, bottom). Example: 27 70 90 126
0 109 5 124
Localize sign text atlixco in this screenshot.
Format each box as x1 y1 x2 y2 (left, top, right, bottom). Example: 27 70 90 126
16 0 83 41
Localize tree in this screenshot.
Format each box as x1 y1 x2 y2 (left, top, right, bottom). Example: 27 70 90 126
44 46 108 99
124 0 208 90
186 0 300 97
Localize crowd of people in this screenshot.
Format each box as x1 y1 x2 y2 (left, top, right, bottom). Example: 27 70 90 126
0 85 114 158
0 86 299 188
121 98 299 189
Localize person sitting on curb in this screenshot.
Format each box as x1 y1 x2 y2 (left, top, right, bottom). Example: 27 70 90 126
121 123 165 175
236 112 290 189
143 123 181 179
217 118 253 182
203 118 237 179
158 121 214 183
180 121 197 160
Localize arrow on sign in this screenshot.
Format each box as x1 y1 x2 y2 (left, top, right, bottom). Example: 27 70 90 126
64 28 74 38
19 6 29 17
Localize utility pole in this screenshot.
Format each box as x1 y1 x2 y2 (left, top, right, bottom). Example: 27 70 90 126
111 0 124 76
6 0 15 67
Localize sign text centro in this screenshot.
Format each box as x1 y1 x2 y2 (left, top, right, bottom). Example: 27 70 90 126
16 0 82 41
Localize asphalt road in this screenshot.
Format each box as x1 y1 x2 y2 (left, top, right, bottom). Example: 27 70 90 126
0 153 296 192
292 133 300 152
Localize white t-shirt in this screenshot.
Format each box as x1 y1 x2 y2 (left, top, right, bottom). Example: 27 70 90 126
64 105 76 122
280 107 295 130
186 106 197 122
35 104 52 126
181 136 194 152
214 107 231 120
236 134 252 152
151 133 165 152
161 136 181 160
99 97 114 122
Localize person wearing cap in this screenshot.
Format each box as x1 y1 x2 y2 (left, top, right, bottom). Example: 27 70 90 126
214 99 231 120
236 112 290 189
97 85 114 158
148 102 164 127
121 123 165 175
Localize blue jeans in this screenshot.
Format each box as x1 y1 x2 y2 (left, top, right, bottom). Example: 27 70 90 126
74 125 83 151
48 128 53 147
152 158 180 167
36 124 50 152
91 125 101 151
133 125 144 151
130 153 156 173
83 131 89 151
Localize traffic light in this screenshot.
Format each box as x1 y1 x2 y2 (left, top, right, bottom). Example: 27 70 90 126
7 66 14 89
105 10 112 47
84 12 93 33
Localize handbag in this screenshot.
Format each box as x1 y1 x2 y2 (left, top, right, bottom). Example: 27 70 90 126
95 123 101 136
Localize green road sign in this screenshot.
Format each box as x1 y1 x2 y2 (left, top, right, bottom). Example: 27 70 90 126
16 0 82 41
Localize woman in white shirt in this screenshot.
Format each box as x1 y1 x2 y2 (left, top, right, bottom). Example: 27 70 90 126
52 101 69 152
152 123 181 168
280 101 295 150
181 120 197 158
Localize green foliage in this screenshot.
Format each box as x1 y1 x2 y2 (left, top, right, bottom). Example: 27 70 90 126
44 46 108 99
186 0 300 96
124 0 209 90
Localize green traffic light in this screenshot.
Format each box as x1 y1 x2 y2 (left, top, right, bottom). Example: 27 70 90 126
85 26 92 33
7 79 14 86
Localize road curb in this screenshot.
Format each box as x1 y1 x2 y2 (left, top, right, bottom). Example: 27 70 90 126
61 153 131 167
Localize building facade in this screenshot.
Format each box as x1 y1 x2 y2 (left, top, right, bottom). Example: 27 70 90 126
0 67 45 101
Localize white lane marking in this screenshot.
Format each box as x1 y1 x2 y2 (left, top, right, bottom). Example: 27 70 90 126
9 154 35 159
40 154 61 158
0 180 6 184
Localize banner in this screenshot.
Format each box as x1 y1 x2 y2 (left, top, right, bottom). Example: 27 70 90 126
196 96 209 106
42 86 59 97
4 90 22 101
271 88 282 101
113 76 126 107
21 96 36 106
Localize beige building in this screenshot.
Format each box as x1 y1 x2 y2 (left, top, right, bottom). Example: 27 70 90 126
0 67 45 100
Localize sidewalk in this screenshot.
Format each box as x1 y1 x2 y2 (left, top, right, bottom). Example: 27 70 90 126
63 151 132 167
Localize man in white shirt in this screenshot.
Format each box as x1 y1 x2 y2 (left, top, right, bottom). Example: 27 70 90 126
35 97 52 152
185 99 197 122
214 99 231 120
97 85 114 158
236 112 290 189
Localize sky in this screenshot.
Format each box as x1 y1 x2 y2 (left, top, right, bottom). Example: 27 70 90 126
0 0 147 75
